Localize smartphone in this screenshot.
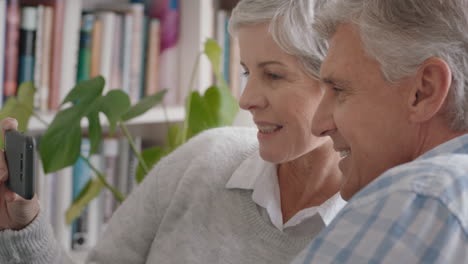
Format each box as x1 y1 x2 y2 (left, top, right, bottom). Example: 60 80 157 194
4 130 35 200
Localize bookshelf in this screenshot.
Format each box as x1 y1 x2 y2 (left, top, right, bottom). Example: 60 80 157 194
3 0 243 262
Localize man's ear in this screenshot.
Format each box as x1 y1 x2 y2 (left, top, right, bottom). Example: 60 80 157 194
408 57 452 123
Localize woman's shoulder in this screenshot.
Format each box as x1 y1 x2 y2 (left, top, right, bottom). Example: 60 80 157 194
155 127 259 173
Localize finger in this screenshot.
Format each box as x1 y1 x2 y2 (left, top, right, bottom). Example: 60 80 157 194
0 151 7 183
1 118 18 135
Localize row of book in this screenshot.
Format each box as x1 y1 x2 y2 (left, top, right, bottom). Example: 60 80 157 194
0 0 183 112
35 136 145 251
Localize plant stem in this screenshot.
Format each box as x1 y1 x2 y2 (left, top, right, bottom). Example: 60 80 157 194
182 52 203 142
119 122 149 174
82 155 125 202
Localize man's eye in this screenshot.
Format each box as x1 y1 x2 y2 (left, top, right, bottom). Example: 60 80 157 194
332 87 343 92
266 72 282 80
242 71 250 78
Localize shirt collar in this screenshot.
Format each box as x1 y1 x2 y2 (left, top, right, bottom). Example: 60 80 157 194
226 152 346 231
418 134 468 160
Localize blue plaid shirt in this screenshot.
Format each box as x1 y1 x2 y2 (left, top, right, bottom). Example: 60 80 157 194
292 134 468 264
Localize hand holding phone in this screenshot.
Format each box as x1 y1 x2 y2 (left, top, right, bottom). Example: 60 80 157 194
0 118 39 231
4 130 35 200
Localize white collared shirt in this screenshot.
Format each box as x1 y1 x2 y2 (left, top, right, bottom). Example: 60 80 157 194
226 152 346 231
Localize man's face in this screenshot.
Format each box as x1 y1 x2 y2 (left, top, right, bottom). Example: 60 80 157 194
312 24 418 200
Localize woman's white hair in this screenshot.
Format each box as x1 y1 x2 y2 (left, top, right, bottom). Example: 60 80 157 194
229 0 327 79
314 0 468 131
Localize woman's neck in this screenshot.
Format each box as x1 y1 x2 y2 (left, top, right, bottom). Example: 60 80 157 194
277 140 342 223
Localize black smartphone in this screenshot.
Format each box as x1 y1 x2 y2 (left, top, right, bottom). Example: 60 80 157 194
4 130 35 200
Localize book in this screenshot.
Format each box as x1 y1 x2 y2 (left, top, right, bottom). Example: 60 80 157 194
98 11 116 93
20 0 66 110
59 0 82 103
144 18 160 96
89 17 102 78
53 166 73 251
120 12 133 95
148 0 180 105
71 138 91 250
38 5 52 112
17 6 37 84
109 14 122 91
76 13 94 82
4 0 20 99
33 5 43 108
0 0 7 107
102 138 119 223
129 3 144 103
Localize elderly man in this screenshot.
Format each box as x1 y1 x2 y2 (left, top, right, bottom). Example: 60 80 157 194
293 0 468 263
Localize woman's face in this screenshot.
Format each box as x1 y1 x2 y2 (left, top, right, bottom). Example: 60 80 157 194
238 23 328 164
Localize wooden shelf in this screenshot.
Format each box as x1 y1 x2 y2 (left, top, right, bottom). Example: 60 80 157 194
27 106 185 134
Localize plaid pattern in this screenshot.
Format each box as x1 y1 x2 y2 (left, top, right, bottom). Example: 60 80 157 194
293 134 468 264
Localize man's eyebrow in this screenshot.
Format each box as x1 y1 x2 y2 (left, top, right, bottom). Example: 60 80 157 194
240 61 285 69
257 61 285 67
320 76 352 89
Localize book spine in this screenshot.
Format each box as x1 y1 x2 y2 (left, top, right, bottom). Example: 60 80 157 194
222 15 230 85
139 15 149 99
54 166 73 251
109 14 122 91
76 13 94 82
86 154 103 248
47 0 65 110
121 12 133 95
129 3 144 104
0 0 7 107
39 6 52 112
17 6 37 84
33 5 44 109
144 18 160 96
98 11 116 93
4 0 20 98
102 138 119 223
89 17 102 78
59 0 82 102
71 138 91 250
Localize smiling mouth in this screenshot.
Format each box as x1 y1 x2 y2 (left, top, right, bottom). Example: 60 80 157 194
257 125 283 134
339 150 351 158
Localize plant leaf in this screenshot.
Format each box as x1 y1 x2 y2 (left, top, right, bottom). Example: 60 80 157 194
65 178 104 224
167 124 184 152
62 76 105 105
0 82 36 133
121 90 167 121
99 90 131 134
135 146 167 183
185 91 219 139
204 39 222 81
39 118 82 173
205 85 238 126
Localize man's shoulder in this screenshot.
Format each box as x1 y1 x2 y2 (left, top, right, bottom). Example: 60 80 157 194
351 152 468 232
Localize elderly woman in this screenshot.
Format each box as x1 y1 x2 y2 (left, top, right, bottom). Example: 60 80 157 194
0 0 345 263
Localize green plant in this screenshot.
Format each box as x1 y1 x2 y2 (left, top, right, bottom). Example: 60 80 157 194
0 39 238 224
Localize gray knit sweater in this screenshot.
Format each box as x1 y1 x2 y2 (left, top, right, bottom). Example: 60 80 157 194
0 127 327 264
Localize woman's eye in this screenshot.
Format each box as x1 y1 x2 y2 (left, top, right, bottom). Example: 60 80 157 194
241 71 250 78
266 72 282 80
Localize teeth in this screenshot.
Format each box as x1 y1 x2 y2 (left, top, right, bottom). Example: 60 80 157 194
257 125 281 134
339 150 351 158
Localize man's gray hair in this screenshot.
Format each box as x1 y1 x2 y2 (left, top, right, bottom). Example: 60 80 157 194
229 0 327 79
314 0 468 131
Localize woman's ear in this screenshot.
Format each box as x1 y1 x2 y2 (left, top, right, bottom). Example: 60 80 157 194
408 57 452 123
